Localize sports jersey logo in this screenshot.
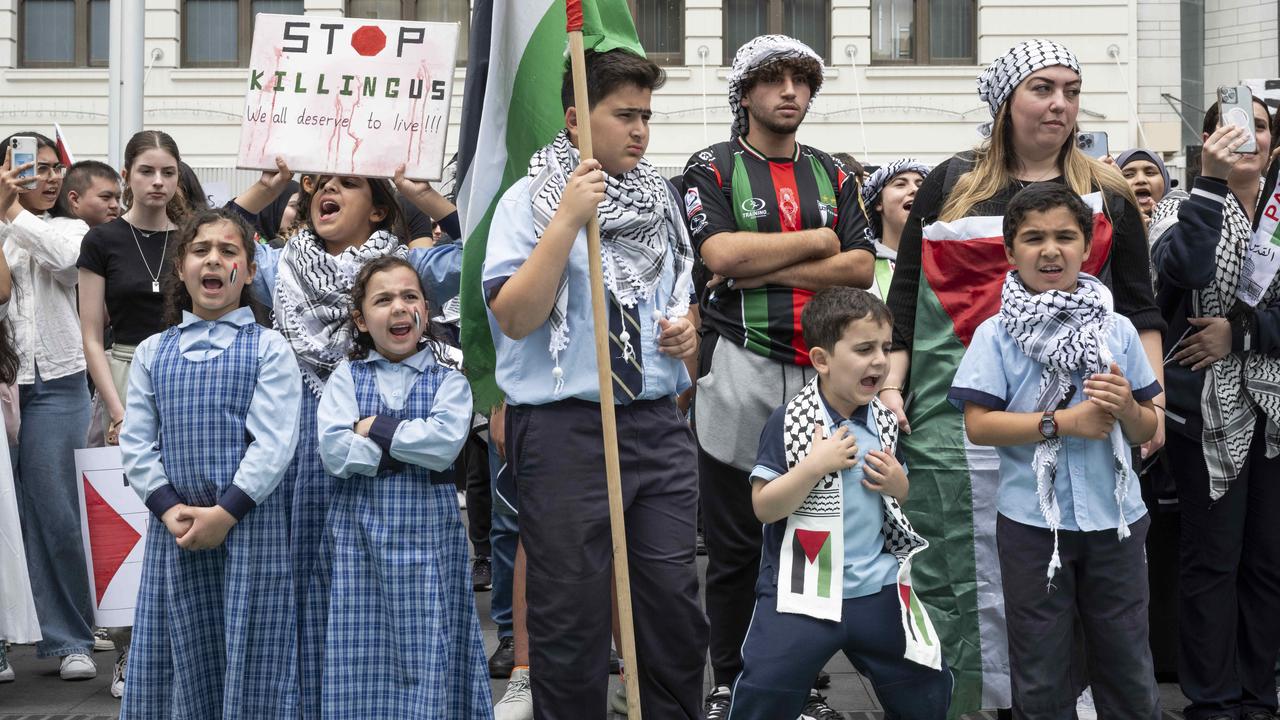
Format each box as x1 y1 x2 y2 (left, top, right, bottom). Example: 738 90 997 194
685 187 702 218
740 197 768 220
779 187 800 229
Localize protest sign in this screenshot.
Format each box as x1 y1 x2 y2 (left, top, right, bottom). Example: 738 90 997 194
75 447 147 628
237 14 459 181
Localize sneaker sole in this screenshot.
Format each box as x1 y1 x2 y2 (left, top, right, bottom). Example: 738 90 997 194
61 671 97 680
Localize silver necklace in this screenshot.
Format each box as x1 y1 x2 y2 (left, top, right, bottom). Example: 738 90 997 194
127 221 170 293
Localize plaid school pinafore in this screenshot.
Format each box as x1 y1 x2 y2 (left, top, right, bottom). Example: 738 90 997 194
290 385 330 719
121 323 297 720
316 359 492 719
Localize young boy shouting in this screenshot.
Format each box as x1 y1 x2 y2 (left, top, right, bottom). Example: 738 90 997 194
950 183 1162 718
730 287 951 719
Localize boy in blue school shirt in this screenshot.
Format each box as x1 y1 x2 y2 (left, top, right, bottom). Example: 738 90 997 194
480 48 706 720
730 287 951 719
950 184 1162 718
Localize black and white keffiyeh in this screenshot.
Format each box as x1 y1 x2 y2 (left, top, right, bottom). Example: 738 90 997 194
273 227 407 394
727 34 824 139
527 130 694 392
1151 187 1280 500
999 271 1131 580
976 39 1080 137
860 158 932 236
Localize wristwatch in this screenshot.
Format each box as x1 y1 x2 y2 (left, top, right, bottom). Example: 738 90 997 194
1039 409 1059 440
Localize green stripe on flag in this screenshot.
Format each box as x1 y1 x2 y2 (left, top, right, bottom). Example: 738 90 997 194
908 591 933 645
817 535 832 599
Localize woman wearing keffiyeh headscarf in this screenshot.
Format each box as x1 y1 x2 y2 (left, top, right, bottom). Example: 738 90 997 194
1150 95 1280 720
861 158 931 300
878 39 1167 714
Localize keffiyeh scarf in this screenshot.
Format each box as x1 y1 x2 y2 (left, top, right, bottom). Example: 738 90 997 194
1151 186 1280 499
527 130 694 392
727 35 825 139
976 39 1080 137
860 158 932 237
999 271 1131 580
273 227 407 394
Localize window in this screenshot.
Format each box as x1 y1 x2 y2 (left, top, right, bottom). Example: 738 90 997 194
627 0 683 65
723 0 828 65
182 0 304 67
18 0 109 67
871 0 975 65
347 0 470 66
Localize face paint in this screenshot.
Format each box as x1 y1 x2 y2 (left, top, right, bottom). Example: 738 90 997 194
230 263 238 287
412 310 421 331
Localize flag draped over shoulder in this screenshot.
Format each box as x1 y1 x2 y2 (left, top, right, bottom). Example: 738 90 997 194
902 193 1112 716
455 0 646 411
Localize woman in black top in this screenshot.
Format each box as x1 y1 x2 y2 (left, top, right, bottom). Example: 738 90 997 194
878 39 1165 716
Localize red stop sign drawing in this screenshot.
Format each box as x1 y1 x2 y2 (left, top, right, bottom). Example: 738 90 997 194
351 25 386 56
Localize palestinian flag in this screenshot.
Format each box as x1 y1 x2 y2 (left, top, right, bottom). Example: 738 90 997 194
455 0 646 411
53 123 75 166
902 193 1112 715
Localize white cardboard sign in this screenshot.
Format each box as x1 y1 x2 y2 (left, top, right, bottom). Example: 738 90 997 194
74 447 147 628
237 14 459 181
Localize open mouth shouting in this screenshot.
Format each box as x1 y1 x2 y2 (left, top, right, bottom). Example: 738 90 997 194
200 274 226 294
388 319 415 339
317 198 341 223
859 374 881 392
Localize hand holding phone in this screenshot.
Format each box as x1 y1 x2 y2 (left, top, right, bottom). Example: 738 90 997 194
1218 85 1259 154
9 136 37 190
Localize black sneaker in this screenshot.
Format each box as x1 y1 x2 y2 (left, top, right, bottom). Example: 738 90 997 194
472 556 493 592
704 684 731 720
488 635 515 679
799 690 839 720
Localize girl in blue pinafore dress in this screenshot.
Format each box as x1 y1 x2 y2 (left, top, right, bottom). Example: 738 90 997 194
119 209 303 720
315 256 491 718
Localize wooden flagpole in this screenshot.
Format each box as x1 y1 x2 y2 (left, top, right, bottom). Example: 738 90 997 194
566 3 643 717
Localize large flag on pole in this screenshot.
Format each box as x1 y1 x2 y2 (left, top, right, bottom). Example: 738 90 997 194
455 0 645 411
903 194 1112 715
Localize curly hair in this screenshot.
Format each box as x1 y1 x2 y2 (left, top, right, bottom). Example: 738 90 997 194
347 255 442 360
740 55 824 99
161 208 263 327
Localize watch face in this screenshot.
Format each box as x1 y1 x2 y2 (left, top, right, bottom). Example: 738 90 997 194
1040 414 1056 438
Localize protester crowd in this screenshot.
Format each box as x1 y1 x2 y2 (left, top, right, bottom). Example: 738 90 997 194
1 32 1279 720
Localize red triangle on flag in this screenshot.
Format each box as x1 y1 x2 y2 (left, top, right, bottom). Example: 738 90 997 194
82 474 142 605
794 529 829 564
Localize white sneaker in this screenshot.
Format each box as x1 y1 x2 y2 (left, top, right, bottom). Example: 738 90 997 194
1075 686 1098 720
93 628 115 652
59 653 97 680
110 649 127 698
0 645 13 683
494 666 533 720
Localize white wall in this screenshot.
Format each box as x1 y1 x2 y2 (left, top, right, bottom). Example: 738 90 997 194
1203 0 1279 108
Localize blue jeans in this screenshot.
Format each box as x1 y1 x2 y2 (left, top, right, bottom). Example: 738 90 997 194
13 368 92 657
489 442 517 637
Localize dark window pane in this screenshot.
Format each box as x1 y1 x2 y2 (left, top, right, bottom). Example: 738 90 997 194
252 0 304 14
348 0 401 18
23 0 76 65
89 0 109 65
185 0 239 64
871 0 913 62
928 0 973 61
635 0 681 58
723 0 767 64
414 0 470 65
783 0 827 61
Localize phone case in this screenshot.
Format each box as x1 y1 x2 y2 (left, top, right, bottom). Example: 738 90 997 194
1218 86 1258 154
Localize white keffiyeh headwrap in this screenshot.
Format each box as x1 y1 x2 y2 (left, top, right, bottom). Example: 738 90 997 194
272 227 408 395
976 39 1080 137
999 271 1132 582
527 130 695 393
727 34 824 139
860 158 932 237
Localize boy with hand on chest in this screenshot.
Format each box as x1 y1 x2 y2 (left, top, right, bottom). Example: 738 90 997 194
950 183 1162 718
730 286 951 719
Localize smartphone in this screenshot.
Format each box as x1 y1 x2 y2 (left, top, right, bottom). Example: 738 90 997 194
1218 85 1258 154
9 136 36 190
1076 131 1109 160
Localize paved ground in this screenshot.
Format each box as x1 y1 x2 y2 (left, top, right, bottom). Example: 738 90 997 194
0 536 1194 719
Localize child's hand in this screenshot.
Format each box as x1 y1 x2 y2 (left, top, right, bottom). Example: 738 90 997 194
1084 363 1136 421
802 424 859 478
555 159 606 229
175 506 237 551
1060 394 1117 440
256 156 293 197
1174 317 1231 370
863 450 908 500
353 416 375 437
160 503 194 539
392 164 441 210
657 316 697 360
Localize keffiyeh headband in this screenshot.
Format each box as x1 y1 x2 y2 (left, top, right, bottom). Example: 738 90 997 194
861 158 932 236
728 35 824 139
976 39 1080 136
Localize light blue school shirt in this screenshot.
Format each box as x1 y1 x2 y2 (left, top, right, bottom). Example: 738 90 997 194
120 307 303 519
750 388 900 599
316 348 473 478
949 313 1161 532
251 242 462 312
481 177 691 406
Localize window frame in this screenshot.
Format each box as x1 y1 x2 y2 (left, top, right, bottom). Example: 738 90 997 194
180 0 252 68
344 0 470 67
626 0 685 66
18 0 107 68
721 0 831 66
870 0 976 66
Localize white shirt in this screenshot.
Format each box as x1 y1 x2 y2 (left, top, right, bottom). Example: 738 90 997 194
0 211 88 384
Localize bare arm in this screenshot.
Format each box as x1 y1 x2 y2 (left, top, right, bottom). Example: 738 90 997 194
79 270 125 432
1137 329 1165 455
751 426 858 523
731 249 874 292
878 350 912 433
700 227 838 278
232 157 293 215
